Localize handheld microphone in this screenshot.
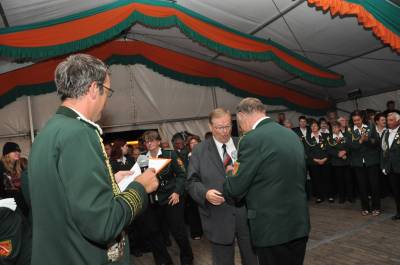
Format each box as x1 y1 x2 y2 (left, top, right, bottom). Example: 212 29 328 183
137 155 149 173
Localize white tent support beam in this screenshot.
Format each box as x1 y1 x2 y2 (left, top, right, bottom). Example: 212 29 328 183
0 133 29 140
27 96 35 143
211 87 218 109
283 45 386 85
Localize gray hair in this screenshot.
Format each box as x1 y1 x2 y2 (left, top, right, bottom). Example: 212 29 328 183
236 97 266 114
388 112 400 121
55 54 109 100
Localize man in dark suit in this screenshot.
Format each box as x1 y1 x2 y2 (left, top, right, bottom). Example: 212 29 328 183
292 116 309 139
187 108 257 265
381 112 400 220
223 98 310 265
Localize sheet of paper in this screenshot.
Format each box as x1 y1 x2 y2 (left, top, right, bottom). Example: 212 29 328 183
118 162 141 191
0 198 17 211
149 158 171 174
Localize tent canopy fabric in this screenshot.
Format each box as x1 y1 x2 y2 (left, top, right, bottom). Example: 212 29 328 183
0 0 398 104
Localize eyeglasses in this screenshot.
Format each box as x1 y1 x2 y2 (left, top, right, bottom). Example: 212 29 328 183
213 125 232 131
101 84 114 98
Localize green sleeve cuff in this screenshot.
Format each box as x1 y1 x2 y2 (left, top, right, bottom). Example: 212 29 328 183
117 181 148 222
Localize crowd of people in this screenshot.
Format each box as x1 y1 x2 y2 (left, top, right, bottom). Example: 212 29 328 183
0 53 399 265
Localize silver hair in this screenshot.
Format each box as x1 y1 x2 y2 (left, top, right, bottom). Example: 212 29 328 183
236 97 266 114
387 112 400 121
55 54 109 100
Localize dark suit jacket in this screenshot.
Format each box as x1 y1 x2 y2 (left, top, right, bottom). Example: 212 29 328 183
381 129 400 174
187 137 246 245
223 118 310 247
347 125 380 167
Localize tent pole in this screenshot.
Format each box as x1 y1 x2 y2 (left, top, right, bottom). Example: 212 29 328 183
27 96 35 143
211 87 218 109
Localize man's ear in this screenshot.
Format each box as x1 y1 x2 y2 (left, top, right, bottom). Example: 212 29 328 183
88 82 98 100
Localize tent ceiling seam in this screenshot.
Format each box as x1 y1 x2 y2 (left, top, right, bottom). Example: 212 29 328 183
271 0 308 58
0 2 9 27
211 0 306 60
283 45 386 84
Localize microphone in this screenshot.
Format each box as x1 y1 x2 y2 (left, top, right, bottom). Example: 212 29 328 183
136 155 149 173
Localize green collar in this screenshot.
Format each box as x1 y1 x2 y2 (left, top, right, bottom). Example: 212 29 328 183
255 117 273 129
56 106 102 134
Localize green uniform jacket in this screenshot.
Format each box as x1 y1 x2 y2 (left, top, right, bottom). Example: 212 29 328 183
326 132 350 167
347 125 380 167
223 118 310 247
28 106 148 265
304 133 329 166
155 149 186 205
381 128 400 174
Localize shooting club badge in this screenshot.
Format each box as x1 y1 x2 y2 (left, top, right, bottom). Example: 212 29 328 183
177 157 185 170
107 232 126 262
0 240 12 257
232 161 240 176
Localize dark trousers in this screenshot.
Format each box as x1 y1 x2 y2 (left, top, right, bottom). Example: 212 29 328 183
309 164 332 200
389 172 400 215
154 200 194 265
354 165 381 211
139 205 173 265
184 194 203 238
333 165 354 202
256 237 307 265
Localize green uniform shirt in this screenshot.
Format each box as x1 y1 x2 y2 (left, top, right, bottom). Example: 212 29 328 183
28 106 148 265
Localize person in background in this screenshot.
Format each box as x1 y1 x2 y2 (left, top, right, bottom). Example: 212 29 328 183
348 111 381 216
338 116 349 134
223 98 309 265
319 118 330 134
132 147 141 163
187 108 257 265
305 120 333 203
381 112 400 220
109 139 134 174
161 139 172 150
277 112 286 125
383 100 400 116
184 135 203 240
293 116 309 140
327 122 353 203
104 142 112 158
283 119 293 129
327 110 338 126
204 131 213 140
143 130 194 265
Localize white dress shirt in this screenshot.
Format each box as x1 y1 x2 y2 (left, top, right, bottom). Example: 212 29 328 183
311 133 322 143
300 127 308 137
388 126 399 148
252 116 269 130
376 126 385 138
213 137 236 162
333 132 344 141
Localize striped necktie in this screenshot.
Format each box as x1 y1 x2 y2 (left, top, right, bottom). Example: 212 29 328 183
222 143 232 168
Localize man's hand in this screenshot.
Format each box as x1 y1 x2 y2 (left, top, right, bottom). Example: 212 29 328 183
206 189 225 205
338 150 346 158
135 168 159 193
168 192 180 206
114 170 132 183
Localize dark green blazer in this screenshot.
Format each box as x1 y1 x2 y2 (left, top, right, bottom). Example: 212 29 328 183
154 149 186 205
223 118 310 247
327 132 350 167
304 133 329 165
347 125 380 167
381 128 400 174
28 106 148 265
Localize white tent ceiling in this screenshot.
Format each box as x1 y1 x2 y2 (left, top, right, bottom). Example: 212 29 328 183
0 0 399 102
